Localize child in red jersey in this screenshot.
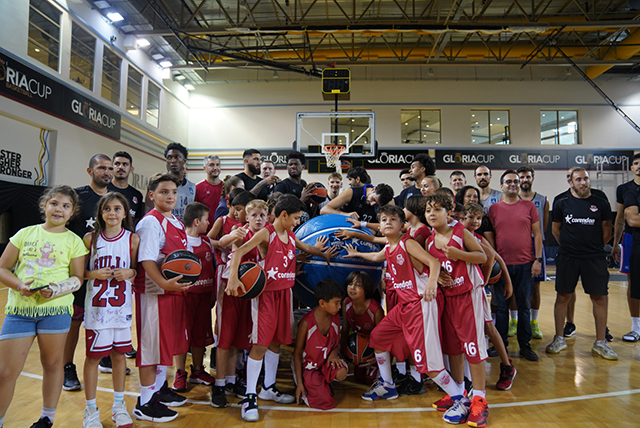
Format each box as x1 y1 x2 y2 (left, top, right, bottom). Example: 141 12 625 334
226 194 336 422
404 195 431 247
172 202 217 393
292 279 348 410
425 194 489 427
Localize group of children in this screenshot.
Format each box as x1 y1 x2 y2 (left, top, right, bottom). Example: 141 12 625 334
0 173 517 428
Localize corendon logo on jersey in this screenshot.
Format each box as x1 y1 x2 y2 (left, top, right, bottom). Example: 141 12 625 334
266 267 296 281
452 276 465 288
564 214 596 225
93 255 123 270
396 254 405 265
393 280 413 290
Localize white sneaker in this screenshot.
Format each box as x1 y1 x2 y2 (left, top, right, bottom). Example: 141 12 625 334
240 393 259 422
258 384 295 404
111 401 133 428
83 407 103 428
443 397 471 425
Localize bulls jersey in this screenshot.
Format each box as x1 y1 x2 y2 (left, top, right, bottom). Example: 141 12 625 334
344 298 381 335
384 235 431 305
427 223 484 296
187 235 215 293
261 223 296 291
84 229 134 329
301 310 340 371
214 216 240 266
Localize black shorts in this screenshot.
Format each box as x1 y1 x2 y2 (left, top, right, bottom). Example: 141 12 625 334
629 252 640 300
555 254 609 296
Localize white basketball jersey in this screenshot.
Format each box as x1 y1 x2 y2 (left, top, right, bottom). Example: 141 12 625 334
84 229 134 329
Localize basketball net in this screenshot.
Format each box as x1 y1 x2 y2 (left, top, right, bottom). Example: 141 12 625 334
322 145 347 169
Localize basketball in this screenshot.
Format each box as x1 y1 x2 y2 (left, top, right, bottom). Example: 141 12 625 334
161 250 202 283
237 261 267 300
308 182 328 204
344 332 375 365
294 214 383 308
488 260 502 284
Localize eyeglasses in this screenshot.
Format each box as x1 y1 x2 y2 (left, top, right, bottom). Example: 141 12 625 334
503 179 520 185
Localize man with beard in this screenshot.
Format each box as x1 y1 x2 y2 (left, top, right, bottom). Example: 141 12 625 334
236 149 279 201
475 165 502 214
195 154 223 233
274 151 317 221
449 171 467 192
109 151 144 225
64 154 114 391
546 168 617 360
516 166 549 340
395 153 436 208
486 170 542 361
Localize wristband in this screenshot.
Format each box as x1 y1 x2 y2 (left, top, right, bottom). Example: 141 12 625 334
534 257 543 263
360 221 367 228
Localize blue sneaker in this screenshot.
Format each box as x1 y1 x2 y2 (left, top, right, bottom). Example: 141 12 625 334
443 396 471 424
361 379 398 401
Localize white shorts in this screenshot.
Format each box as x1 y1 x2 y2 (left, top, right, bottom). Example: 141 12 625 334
85 326 132 358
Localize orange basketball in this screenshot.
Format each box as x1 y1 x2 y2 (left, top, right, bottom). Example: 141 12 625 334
308 182 328 204
488 260 502 284
344 332 374 365
237 261 267 299
161 250 201 283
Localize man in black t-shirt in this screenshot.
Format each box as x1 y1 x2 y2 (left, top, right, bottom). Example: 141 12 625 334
273 151 317 221
320 183 394 225
545 168 617 360
395 153 435 208
236 149 279 200
108 151 144 225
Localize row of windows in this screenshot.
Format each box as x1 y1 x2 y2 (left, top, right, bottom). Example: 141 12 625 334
27 0 160 127
401 109 579 145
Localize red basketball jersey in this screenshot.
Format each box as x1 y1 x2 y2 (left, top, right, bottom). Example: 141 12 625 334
301 310 340 371
384 235 431 305
188 235 215 294
411 224 432 241
344 298 381 335
214 216 240 266
426 223 484 296
260 223 296 291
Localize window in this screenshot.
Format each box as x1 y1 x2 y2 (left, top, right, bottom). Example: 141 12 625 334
126 66 143 118
28 0 61 71
401 109 441 144
541 110 578 145
69 23 95 90
101 47 121 105
471 110 510 145
146 82 160 127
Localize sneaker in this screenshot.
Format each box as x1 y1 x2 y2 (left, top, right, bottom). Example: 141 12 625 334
443 396 471 424
546 335 568 354
531 320 543 339
111 401 133 428
507 319 517 337
433 391 468 412
623 330 640 342
396 375 425 396
361 378 399 401
189 364 216 385
592 340 618 360
210 385 228 408
83 407 103 428
29 417 53 428
563 322 576 338
157 380 187 406
98 357 130 375
464 377 473 396
605 326 613 342
258 383 295 404
519 346 539 361
225 381 247 399
63 362 82 391
125 348 137 359
172 369 188 392
133 396 178 423
496 360 517 391
467 396 489 427
240 393 259 422
487 347 498 358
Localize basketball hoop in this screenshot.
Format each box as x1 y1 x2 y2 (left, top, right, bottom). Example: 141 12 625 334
322 145 347 168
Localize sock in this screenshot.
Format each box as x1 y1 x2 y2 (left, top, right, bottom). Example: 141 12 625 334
632 317 640 332
41 407 56 423
215 379 226 387
375 352 393 384
140 384 155 406
396 361 407 375
263 349 279 388
409 365 420 382
154 366 168 391
474 389 486 399
463 359 472 380
531 309 539 321
113 391 124 405
246 357 263 395
432 371 463 400
225 375 236 385
510 310 517 321
85 399 97 410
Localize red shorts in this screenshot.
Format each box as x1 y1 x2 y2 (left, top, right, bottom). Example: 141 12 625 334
135 293 189 367
85 327 132 358
184 291 215 348
440 291 488 364
216 279 252 351
250 289 293 346
386 287 399 313
72 304 85 322
370 296 444 374
301 360 345 410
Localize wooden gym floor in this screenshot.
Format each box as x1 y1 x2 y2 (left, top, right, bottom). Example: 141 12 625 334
1 269 639 428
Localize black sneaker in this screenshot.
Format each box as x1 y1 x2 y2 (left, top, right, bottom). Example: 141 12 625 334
133 396 178 423
157 380 187 407
29 417 52 428
605 326 613 342
392 371 408 386
487 346 499 357
396 375 425 396
464 376 474 395
210 385 228 408
125 347 137 359
519 346 539 361
225 381 247 399
563 322 577 338
98 355 131 375
63 362 81 391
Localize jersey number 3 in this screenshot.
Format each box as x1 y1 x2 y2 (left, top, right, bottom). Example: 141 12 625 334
92 279 127 307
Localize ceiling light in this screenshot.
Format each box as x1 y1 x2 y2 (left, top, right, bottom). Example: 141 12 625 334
184 83 195 91
151 53 164 60
173 73 186 81
136 38 150 48
35 48 40 52
107 12 124 22
94 1 110 8
159 60 172 68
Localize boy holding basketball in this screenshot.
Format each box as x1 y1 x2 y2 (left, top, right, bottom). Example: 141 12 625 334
292 279 348 410
226 194 336 422
133 173 192 423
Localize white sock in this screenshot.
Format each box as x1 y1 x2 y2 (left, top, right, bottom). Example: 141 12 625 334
113 391 124 405
263 349 279 388
632 317 640 332
154 366 167 391
140 384 154 406
510 310 517 320
215 379 225 387
474 389 486 399
531 309 539 321
225 375 236 385
463 359 471 380
432 371 462 399
41 407 56 423
409 365 420 382
246 357 263 395
375 352 393 384
85 399 97 410
396 361 407 375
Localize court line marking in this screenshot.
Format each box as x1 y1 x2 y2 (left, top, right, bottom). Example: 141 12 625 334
18 371 640 413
